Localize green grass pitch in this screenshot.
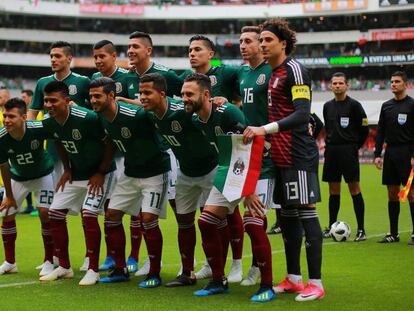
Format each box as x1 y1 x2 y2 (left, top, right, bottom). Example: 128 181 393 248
1 165 413 310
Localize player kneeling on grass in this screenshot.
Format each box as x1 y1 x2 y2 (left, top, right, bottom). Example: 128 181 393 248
0 98 55 276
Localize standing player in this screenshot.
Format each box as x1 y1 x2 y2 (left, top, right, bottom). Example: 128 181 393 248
186 35 244 282
0 98 54 276
374 71 414 245
139 73 218 287
0 88 10 114
39 81 115 286
91 39 141 273
243 19 325 302
322 72 369 241
89 77 170 288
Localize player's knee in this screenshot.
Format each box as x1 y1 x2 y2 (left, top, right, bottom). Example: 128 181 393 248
105 209 123 222
2 213 16 222
141 212 158 223
38 208 49 223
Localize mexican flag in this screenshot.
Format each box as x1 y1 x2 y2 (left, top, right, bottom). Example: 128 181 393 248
214 134 264 202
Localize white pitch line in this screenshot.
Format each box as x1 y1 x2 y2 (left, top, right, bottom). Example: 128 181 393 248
0 281 38 288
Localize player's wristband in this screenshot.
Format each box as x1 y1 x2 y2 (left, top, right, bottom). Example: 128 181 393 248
263 122 279 134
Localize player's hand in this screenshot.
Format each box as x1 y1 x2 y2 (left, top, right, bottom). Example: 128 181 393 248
374 157 383 170
411 157 414 168
0 196 17 217
243 126 266 144
211 97 227 111
56 169 72 192
68 100 78 107
128 64 136 72
244 193 265 218
88 173 105 196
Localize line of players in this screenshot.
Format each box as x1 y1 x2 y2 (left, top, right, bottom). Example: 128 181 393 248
0 20 326 303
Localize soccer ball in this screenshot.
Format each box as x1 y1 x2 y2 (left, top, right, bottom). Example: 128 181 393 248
330 221 351 242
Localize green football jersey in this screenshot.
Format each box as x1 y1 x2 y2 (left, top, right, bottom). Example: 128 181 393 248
238 62 274 179
30 72 91 111
191 103 246 151
126 62 183 100
98 102 170 178
0 122 54 182
147 98 218 177
42 106 114 181
92 66 129 98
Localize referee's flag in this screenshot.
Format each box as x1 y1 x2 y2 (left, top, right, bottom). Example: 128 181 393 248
398 168 414 202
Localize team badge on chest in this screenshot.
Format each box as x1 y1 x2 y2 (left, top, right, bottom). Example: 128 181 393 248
209 75 217 86
72 129 82 140
256 74 266 85
214 126 224 136
115 82 122 94
68 85 77 96
340 117 349 128
171 121 182 133
398 113 407 125
121 127 132 139
31 140 40 150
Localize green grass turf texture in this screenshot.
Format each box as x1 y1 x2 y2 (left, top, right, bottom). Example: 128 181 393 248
1 165 413 311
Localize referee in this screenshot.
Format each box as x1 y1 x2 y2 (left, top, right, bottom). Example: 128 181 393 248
322 72 369 242
374 71 414 245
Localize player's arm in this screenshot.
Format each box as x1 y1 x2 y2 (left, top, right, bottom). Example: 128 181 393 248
224 104 246 134
373 105 385 169
28 82 44 120
166 70 184 98
356 102 369 149
0 162 17 216
116 97 143 107
310 112 323 139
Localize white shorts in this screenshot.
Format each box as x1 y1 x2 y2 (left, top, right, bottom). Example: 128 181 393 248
51 160 64 188
6 173 54 214
205 186 239 214
115 156 125 180
50 171 115 215
108 171 169 219
175 167 217 215
167 149 178 201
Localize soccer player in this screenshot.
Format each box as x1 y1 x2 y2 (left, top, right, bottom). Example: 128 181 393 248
0 98 54 276
38 81 115 286
0 88 10 114
186 35 244 282
21 89 33 108
322 72 369 241
139 73 218 287
374 71 414 245
89 77 170 288
91 39 140 273
243 18 325 302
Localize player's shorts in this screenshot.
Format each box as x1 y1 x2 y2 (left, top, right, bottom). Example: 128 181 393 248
167 149 178 201
108 171 169 219
382 144 413 186
6 173 54 215
50 171 115 215
205 186 239 214
51 159 64 188
322 144 360 183
274 167 321 207
175 167 217 215
115 156 125 180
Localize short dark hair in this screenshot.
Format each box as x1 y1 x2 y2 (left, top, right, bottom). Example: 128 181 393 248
391 71 408 82
5 97 27 115
189 35 215 52
89 77 116 95
93 40 116 54
49 41 72 56
44 81 69 97
331 72 347 83
21 89 33 97
260 18 297 56
140 73 167 93
184 73 212 94
129 31 153 47
241 26 260 34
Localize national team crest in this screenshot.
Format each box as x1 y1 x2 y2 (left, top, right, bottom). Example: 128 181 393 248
68 85 77 96
171 121 182 133
233 158 245 176
121 127 132 139
398 113 407 125
256 74 266 85
215 126 224 136
209 75 217 86
72 129 82 140
30 140 40 150
340 117 349 128
115 82 122 94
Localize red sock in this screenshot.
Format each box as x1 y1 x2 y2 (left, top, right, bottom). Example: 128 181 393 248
2 219 17 264
218 218 230 269
82 211 101 272
49 209 70 268
178 223 196 275
129 215 143 261
104 224 111 257
244 216 273 287
198 211 224 281
227 206 244 260
143 219 163 275
104 220 126 269
41 222 54 263
81 213 88 258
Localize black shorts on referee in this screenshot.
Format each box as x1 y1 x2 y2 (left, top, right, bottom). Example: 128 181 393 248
274 167 321 207
322 144 360 183
383 144 413 186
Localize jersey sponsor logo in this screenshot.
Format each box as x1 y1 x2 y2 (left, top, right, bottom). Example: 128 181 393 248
340 117 349 128
171 120 182 133
214 126 224 136
121 127 132 139
272 77 279 88
291 85 310 101
30 140 40 150
68 84 78 96
398 113 407 125
72 129 82 140
256 74 266 85
115 82 122 94
209 75 217 86
232 158 245 176
362 118 369 126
